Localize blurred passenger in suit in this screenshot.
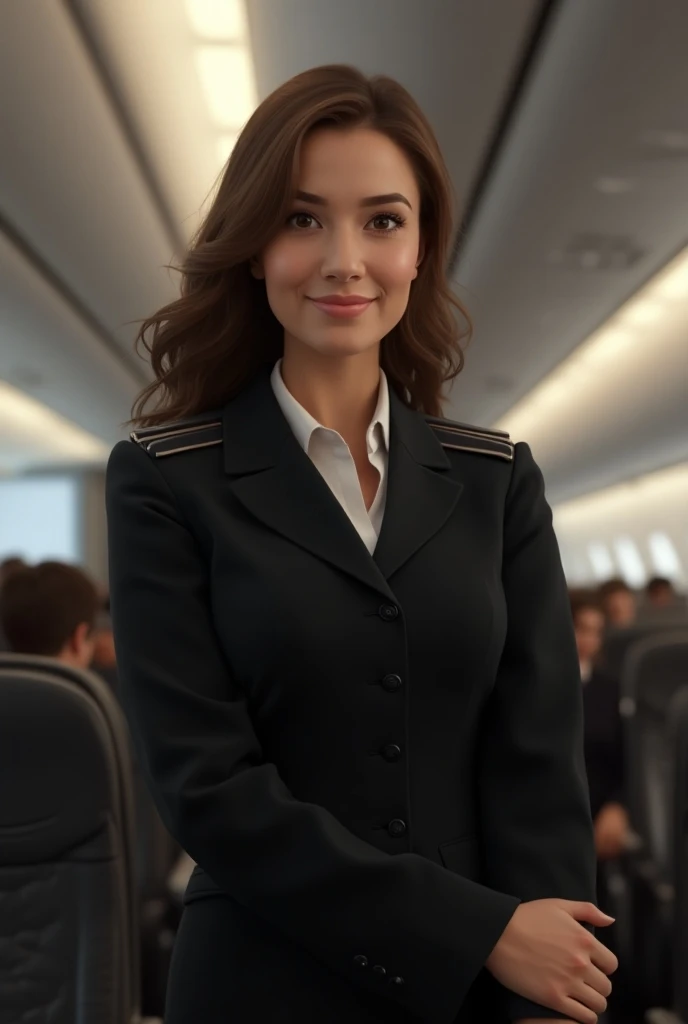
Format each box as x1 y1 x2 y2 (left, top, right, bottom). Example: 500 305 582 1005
571 588 631 1023
598 578 637 629
0 560 99 669
570 589 629 860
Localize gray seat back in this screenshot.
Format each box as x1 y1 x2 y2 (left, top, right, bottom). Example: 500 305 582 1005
0 654 140 1024
669 687 688 1020
623 632 688 879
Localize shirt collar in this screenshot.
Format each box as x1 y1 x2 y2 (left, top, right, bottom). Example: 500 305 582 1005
270 359 390 455
580 660 593 685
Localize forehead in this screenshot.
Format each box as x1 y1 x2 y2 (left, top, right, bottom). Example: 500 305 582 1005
297 127 419 200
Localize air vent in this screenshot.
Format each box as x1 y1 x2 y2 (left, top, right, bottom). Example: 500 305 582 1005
548 234 645 271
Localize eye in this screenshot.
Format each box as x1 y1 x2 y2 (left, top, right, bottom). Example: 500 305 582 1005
287 212 319 230
369 212 406 233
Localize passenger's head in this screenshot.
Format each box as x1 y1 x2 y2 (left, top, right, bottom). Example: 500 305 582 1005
645 576 676 608
131 64 469 427
0 556 27 586
0 561 99 669
569 589 606 664
598 577 637 628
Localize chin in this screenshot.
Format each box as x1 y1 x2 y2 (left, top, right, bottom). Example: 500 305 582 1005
315 335 380 357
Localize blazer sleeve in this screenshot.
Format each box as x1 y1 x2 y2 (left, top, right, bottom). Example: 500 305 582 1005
105 439 520 1024
478 441 598 1022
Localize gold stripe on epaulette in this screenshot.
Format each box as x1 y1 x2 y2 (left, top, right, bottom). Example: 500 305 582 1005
439 440 514 462
433 423 510 444
153 438 223 458
428 422 514 462
130 420 223 457
130 421 222 448
424 415 510 440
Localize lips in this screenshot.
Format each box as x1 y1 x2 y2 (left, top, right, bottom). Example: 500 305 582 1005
308 296 375 319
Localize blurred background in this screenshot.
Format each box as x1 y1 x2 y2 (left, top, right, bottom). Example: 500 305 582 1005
0 2 687 1023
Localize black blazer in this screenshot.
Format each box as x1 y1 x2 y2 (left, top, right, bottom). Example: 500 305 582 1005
582 666 624 821
105 370 596 1024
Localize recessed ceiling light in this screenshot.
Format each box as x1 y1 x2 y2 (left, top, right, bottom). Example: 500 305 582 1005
194 45 255 127
594 177 636 194
185 0 247 40
640 129 688 152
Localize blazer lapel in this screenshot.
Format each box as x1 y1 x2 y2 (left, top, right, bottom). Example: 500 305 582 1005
372 387 464 581
221 371 464 596
222 372 396 601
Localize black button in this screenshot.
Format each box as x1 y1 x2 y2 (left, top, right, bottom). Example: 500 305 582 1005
372 965 387 977
353 954 368 968
388 818 407 837
389 975 405 986
381 743 402 762
381 673 402 692
378 603 398 621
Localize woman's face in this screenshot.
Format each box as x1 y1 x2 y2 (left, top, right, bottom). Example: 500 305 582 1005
574 607 605 662
253 126 423 361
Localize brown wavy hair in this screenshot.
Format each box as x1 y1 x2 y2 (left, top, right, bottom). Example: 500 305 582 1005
131 64 471 427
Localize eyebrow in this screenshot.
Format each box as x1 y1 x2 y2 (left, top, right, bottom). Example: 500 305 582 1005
294 190 413 210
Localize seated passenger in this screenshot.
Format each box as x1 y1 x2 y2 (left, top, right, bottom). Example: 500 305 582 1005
0 560 99 670
645 575 677 609
570 588 629 860
598 577 637 629
0 556 28 652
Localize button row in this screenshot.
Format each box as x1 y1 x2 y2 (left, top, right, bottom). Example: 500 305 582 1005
353 954 405 987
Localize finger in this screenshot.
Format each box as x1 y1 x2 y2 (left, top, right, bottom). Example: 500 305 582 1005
571 979 608 1016
584 962 613 999
590 940 619 976
559 995 599 1024
565 900 615 926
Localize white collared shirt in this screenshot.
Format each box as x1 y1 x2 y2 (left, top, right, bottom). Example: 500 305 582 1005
270 359 389 554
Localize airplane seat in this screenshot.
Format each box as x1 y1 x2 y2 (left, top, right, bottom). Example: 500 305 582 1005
601 618 688 683
622 632 688 1014
0 653 142 1024
669 687 688 1023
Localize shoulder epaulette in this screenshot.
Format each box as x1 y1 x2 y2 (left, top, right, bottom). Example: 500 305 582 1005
425 415 514 462
130 410 223 458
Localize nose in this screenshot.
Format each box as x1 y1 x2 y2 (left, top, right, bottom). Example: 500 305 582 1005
319 225 365 281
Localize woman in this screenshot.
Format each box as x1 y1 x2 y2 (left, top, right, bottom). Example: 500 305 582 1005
106 65 617 1024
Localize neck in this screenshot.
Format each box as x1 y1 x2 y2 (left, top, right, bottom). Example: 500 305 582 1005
280 342 381 455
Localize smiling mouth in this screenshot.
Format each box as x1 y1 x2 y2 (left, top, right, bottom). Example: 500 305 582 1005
308 297 375 318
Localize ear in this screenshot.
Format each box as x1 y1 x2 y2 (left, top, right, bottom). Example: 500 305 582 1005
249 257 265 280
412 238 425 279
71 622 90 654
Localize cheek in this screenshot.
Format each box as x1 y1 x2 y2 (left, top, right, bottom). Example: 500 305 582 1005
262 242 310 294
376 243 420 286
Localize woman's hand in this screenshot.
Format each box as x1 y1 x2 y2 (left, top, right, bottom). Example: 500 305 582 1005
485 898 618 1024
594 802 630 860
